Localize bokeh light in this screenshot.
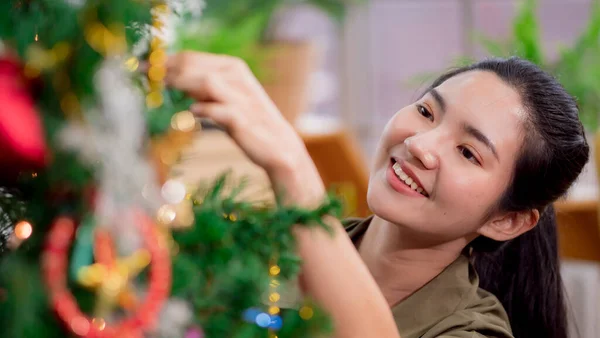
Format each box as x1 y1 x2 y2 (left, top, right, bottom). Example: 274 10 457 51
14 221 33 240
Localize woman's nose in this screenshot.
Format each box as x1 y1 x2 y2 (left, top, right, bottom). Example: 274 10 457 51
404 135 439 170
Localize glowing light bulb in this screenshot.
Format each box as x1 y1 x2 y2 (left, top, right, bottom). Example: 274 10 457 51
148 65 166 82
268 306 280 315
161 179 187 204
91 317 106 331
146 91 163 108
255 313 271 328
149 49 167 65
269 292 280 303
269 265 281 276
171 111 196 132
14 221 33 240
299 306 314 320
125 57 139 72
157 205 177 225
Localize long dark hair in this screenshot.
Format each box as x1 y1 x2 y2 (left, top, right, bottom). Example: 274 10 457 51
427 57 589 338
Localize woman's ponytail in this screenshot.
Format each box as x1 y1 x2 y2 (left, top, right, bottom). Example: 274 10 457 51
472 205 567 338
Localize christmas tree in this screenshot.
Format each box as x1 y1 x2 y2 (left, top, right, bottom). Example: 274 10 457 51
0 1 339 337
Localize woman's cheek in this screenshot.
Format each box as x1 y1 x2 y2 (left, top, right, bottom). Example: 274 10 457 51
439 169 489 203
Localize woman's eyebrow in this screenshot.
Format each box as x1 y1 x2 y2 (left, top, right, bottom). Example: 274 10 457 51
428 88 446 112
462 122 499 161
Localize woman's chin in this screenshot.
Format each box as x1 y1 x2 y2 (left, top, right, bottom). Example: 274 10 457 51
368 182 412 220
369 181 442 235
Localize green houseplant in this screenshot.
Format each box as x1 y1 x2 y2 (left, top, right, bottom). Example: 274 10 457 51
468 0 600 131
174 0 365 124
201 0 357 28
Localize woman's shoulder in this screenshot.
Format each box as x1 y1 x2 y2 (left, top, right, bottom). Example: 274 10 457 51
394 255 513 338
421 288 514 338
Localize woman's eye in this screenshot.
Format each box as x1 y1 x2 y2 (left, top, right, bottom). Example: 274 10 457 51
417 105 434 122
459 146 480 165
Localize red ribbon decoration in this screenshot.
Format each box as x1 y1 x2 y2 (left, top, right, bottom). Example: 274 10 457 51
41 210 171 337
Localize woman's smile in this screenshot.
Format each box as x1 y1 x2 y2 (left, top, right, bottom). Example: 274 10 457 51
386 159 429 198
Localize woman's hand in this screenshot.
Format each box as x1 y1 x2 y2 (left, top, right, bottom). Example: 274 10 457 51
165 52 401 338
164 52 325 206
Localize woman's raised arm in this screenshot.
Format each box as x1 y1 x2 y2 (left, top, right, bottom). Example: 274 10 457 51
164 51 401 338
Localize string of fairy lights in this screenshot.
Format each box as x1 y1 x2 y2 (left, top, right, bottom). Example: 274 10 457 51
267 260 284 336
146 3 168 109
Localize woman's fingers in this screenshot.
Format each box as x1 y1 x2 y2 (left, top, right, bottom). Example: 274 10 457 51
163 51 255 131
189 102 238 129
166 51 240 72
170 71 241 104
164 52 244 89
165 62 247 105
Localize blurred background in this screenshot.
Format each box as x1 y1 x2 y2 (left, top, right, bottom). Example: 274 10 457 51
174 0 600 337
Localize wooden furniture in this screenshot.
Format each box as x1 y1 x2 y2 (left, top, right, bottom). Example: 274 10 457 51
301 129 371 218
555 200 600 262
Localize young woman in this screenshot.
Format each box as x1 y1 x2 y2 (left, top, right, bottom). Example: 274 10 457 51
164 53 588 338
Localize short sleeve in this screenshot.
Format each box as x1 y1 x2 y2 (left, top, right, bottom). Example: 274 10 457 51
421 309 514 338
435 331 509 338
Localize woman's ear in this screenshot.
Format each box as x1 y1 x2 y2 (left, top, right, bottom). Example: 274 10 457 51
478 209 540 241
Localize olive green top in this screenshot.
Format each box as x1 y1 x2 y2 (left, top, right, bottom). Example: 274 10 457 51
344 217 514 338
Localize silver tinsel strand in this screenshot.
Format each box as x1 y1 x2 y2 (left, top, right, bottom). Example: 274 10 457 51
0 188 24 256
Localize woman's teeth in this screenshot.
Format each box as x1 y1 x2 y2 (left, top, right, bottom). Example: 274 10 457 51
392 162 427 196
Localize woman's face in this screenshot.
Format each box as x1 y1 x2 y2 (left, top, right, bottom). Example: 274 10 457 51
368 70 527 242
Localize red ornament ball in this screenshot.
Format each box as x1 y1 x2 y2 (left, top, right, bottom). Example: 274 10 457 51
0 57 47 177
